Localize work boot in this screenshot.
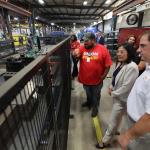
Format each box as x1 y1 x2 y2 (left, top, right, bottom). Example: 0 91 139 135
81 102 91 109
91 107 98 117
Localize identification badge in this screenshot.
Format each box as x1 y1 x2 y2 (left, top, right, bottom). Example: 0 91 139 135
87 57 90 62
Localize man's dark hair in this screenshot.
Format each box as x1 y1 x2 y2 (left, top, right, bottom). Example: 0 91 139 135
71 34 77 41
83 32 96 41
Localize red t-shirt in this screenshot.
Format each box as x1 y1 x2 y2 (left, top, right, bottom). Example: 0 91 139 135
78 44 112 85
70 41 80 51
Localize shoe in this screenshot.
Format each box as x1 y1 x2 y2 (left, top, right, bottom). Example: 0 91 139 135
95 143 104 149
69 114 74 119
91 107 98 117
102 133 112 145
81 102 91 109
115 131 120 135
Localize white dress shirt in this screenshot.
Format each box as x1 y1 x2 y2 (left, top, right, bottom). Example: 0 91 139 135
127 64 150 122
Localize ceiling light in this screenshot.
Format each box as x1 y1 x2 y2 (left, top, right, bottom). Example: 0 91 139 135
93 22 97 25
51 23 55 26
105 0 111 5
14 17 18 20
104 11 113 20
38 0 44 5
83 1 88 5
35 16 40 20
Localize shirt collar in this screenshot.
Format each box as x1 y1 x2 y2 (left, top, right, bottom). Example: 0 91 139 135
146 63 150 70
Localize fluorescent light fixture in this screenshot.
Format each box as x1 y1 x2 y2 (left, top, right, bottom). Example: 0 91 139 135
97 20 102 24
51 23 55 26
105 0 111 5
35 16 40 20
83 1 88 5
14 17 18 20
104 11 113 20
117 10 131 16
38 0 44 5
93 22 97 25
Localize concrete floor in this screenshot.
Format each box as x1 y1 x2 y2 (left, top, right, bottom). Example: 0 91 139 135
67 69 128 150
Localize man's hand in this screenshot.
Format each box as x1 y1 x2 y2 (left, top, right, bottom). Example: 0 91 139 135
118 132 132 150
72 48 81 58
108 87 112 96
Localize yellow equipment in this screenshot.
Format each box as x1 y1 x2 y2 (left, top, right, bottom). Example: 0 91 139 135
92 116 107 149
12 34 27 46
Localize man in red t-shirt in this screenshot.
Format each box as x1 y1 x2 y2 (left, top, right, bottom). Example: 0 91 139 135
73 32 112 117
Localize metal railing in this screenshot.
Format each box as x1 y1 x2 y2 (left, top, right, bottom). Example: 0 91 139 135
0 37 71 150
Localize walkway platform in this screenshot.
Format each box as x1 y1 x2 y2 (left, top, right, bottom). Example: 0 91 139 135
67 70 128 150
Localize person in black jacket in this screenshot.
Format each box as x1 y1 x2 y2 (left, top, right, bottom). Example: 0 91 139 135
96 31 105 45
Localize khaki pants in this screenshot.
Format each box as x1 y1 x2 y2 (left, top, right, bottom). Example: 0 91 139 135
105 99 126 135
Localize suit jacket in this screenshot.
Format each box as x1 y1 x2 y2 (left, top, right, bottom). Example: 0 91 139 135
111 61 139 102
97 36 104 45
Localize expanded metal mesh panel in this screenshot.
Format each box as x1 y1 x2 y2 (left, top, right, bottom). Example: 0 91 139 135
0 38 71 150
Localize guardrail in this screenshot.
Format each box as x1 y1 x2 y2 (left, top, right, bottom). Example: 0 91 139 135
0 37 71 150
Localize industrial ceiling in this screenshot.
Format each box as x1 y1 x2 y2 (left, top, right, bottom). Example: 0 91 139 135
7 0 145 27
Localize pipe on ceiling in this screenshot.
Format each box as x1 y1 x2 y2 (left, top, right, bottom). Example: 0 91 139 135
0 0 31 16
113 0 145 15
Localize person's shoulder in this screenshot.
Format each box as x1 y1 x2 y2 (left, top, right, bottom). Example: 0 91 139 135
79 45 85 51
96 44 108 52
77 40 80 44
79 45 84 48
129 61 137 66
96 44 106 48
127 61 138 70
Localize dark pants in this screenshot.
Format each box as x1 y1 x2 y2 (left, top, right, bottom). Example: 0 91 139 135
72 56 78 78
83 82 103 108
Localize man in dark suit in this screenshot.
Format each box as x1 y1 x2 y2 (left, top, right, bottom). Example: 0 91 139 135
96 31 105 45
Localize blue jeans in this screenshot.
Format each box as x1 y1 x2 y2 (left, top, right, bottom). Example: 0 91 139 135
83 82 103 108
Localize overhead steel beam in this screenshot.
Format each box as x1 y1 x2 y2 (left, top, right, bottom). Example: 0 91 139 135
73 0 75 14
113 0 145 15
45 17 97 20
0 0 31 16
52 0 62 14
97 0 118 18
48 19 97 24
92 0 106 15
86 0 97 14
42 13 102 17
63 0 68 14
31 4 113 9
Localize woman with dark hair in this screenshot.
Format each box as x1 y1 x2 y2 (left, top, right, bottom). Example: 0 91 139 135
126 35 145 75
101 44 139 146
70 34 80 79
126 35 136 47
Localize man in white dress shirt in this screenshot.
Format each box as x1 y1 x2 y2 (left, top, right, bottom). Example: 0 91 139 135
118 31 150 150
